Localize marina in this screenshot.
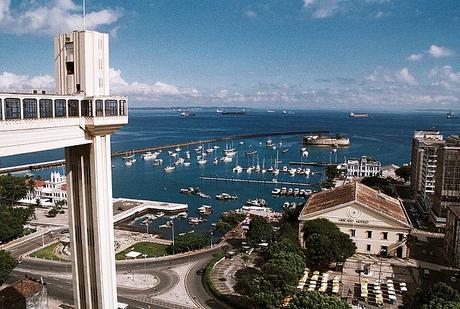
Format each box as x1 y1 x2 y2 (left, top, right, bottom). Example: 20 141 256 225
199 176 313 187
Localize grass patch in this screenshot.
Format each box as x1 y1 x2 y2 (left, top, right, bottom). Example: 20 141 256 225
116 242 169 260
30 242 63 261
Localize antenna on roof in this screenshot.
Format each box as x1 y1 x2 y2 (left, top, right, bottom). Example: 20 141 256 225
83 0 86 31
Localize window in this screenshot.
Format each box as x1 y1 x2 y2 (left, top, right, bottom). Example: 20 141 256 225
55 99 66 117
104 99 118 116
367 231 372 239
367 244 371 252
398 233 404 241
68 100 79 117
23 98 37 119
39 99 53 118
0 99 2 120
119 100 126 116
382 232 388 240
66 62 74 75
81 100 92 117
350 229 356 237
5 98 21 119
96 100 103 116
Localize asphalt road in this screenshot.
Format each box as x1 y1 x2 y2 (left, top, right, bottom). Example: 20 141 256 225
8 231 57 258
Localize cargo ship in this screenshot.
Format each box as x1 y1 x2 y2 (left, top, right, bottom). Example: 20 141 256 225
349 112 369 118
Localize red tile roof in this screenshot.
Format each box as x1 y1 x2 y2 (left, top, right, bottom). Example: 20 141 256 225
300 182 410 225
10 278 44 298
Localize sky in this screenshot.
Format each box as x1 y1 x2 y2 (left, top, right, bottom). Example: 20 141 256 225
0 0 459 110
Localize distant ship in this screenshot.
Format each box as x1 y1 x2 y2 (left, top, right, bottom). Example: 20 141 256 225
222 110 246 115
447 110 455 119
267 110 275 113
216 109 223 113
349 112 369 118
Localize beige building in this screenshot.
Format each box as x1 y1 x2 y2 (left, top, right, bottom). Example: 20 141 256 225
298 182 412 258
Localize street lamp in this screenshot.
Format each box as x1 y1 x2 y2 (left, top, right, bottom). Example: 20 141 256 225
143 253 147 282
210 231 213 249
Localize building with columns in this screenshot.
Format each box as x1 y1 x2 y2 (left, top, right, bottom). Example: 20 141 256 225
0 30 127 309
298 182 412 258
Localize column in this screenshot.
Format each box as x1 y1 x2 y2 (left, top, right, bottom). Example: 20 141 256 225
65 134 117 309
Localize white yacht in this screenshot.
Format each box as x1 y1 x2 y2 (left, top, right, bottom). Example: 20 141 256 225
183 161 191 167
233 165 243 173
164 165 175 172
271 188 281 195
198 158 207 165
221 156 232 163
141 152 157 160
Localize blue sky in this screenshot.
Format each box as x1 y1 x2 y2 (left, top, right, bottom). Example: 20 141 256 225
0 0 459 110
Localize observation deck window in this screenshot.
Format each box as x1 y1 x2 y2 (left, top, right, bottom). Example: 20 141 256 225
105 100 118 116
68 100 79 117
23 98 38 119
81 100 92 117
39 99 53 118
119 100 127 116
55 99 66 117
96 100 103 116
5 98 20 119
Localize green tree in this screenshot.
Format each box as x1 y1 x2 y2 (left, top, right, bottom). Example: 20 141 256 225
246 217 273 245
396 165 412 181
0 207 34 243
302 218 356 268
0 250 16 285
214 220 232 234
287 291 350 309
168 232 211 254
403 282 460 309
325 164 340 180
0 175 28 207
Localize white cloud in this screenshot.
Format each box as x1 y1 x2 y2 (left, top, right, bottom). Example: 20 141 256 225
407 45 455 62
407 53 423 62
430 65 460 88
244 10 257 18
395 67 418 86
366 66 418 86
303 0 340 18
0 71 54 91
109 68 199 100
427 45 455 58
0 0 121 35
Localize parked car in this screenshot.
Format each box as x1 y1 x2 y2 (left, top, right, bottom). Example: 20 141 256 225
196 269 204 275
423 269 431 279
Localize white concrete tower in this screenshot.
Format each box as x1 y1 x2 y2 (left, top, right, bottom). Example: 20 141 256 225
55 30 110 96
0 30 127 309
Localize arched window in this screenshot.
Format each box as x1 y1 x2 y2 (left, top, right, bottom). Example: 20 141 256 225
23 98 38 119
104 99 118 116
5 98 21 119
55 99 66 117
39 99 53 118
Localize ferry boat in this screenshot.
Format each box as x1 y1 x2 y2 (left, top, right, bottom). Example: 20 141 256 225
271 188 281 195
349 112 369 118
141 152 157 160
245 198 266 207
198 205 213 214
216 193 238 200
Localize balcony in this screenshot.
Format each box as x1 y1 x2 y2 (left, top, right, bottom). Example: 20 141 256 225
0 93 128 156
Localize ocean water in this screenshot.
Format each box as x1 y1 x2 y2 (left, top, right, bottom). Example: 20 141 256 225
2 110 460 238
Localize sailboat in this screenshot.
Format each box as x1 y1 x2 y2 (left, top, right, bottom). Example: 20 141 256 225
273 150 280 175
224 141 236 156
122 150 135 160
164 158 175 172
233 155 243 173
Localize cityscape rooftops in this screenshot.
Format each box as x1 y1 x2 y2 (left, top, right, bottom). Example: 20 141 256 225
300 182 409 225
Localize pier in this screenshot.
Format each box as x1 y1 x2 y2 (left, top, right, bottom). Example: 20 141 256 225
111 130 328 157
289 161 331 167
0 159 65 175
199 176 313 186
113 198 188 223
0 130 329 174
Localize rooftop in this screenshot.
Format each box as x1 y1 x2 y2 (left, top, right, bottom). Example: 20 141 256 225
0 278 45 299
300 182 410 225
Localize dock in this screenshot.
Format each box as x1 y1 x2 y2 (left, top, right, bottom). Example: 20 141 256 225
289 161 330 167
199 176 313 186
0 159 66 175
113 198 188 223
111 130 328 157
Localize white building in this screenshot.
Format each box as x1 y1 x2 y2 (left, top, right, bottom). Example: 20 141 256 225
345 156 382 177
19 172 67 207
381 164 400 179
298 182 412 258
